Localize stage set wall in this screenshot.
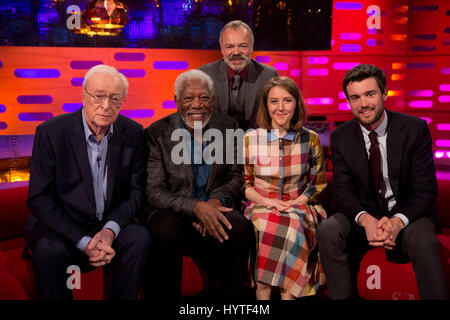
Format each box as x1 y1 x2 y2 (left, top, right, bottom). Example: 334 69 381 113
0 0 450 181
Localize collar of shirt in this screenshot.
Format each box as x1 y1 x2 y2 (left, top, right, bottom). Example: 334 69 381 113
359 109 388 138
81 107 114 142
226 64 249 88
267 129 296 142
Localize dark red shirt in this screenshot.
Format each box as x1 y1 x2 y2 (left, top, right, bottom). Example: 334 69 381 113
226 64 249 91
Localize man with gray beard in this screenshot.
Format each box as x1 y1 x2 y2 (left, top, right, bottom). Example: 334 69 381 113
199 20 278 131
143 69 253 301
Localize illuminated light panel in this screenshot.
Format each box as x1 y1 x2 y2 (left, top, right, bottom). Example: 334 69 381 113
407 62 434 69
14 69 61 78
391 73 406 81
18 112 53 121
437 124 450 131
119 109 154 118
0 122 7 130
162 100 176 109
413 34 436 40
0 104 5 113
70 61 103 69
114 52 145 61
408 100 433 108
436 140 450 147
438 95 450 103
338 103 351 110
390 34 407 41
255 56 271 63
334 2 362 10
409 90 433 97
273 62 289 70
412 46 436 52
367 39 384 46
445 28 450 33
333 62 359 70
308 57 328 64
305 98 333 105
339 44 361 52
435 151 444 158
392 63 406 70
17 95 53 104
71 77 83 87
153 61 188 70
62 103 82 112
388 90 403 97
0 60 2 68
440 84 450 91
437 171 450 181
394 5 409 13
394 17 408 24
419 117 431 124
338 91 347 99
442 68 450 74
290 69 301 77
118 69 146 78
308 68 328 76
340 33 361 40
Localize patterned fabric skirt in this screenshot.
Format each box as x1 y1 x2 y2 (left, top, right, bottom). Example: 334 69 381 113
244 202 327 298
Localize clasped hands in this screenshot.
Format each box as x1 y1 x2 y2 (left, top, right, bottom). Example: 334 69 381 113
358 213 405 250
83 228 116 267
262 194 308 212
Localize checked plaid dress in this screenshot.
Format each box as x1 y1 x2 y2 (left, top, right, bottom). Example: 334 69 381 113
243 127 327 297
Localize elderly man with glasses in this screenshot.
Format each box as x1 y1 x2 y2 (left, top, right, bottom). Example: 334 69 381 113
24 64 151 300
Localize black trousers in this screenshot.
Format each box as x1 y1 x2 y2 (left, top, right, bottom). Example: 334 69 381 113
144 209 255 302
318 212 449 300
27 222 151 300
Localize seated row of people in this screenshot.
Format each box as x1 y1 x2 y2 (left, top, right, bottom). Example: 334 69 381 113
23 19 448 301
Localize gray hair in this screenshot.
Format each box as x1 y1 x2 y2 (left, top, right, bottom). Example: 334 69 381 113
82 64 129 96
219 20 254 46
174 69 214 99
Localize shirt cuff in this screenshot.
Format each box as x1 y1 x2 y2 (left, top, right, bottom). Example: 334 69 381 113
219 197 229 207
76 236 92 252
355 211 366 226
392 213 409 228
103 221 121 239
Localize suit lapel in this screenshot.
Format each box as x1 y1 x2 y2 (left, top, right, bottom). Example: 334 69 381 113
69 109 95 207
170 113 195 183
105 119 124 209
216 61 230 115
385 110 404 196
350 120 374 191
244 60 259 122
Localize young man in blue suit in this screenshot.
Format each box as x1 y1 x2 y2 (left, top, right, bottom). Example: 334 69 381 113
318 64 449 300
25 65 151 300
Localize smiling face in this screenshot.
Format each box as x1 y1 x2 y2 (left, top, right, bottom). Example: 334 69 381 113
176 79 213 131
82 71 124 134
267 86 296 134
346 77 387 131
220 26 253 72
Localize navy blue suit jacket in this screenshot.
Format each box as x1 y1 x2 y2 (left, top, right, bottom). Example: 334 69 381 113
25 108 146 248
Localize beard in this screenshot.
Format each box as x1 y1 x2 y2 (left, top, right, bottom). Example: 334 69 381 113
354 106 384 126
225 54 250 72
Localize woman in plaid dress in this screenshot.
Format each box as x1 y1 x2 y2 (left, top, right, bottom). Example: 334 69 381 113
243 76 327 300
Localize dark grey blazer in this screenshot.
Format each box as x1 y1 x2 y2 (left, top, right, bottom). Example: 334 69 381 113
145 112 243 222
198 59 278 130
331 109 440 227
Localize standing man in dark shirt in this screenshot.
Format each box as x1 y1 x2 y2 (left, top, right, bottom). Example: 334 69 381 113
199 20 278 131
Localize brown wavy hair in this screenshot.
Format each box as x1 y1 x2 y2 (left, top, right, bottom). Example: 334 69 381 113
256 76 306 130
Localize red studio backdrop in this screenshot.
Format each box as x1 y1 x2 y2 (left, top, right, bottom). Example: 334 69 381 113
0 0 449 175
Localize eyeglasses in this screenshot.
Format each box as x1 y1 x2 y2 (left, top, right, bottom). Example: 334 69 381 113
84 89 124 107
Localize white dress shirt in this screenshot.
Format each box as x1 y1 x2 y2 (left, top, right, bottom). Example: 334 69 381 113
355 110 409 227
